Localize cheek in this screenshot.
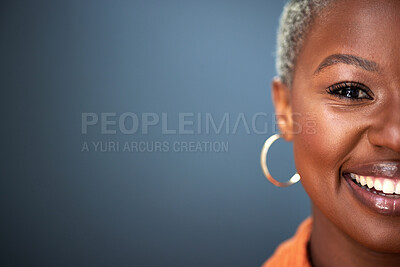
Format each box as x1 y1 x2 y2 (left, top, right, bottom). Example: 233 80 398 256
291 102 363 200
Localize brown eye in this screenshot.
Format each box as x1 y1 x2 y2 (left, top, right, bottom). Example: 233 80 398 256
326 82 374 101
337 87 369 99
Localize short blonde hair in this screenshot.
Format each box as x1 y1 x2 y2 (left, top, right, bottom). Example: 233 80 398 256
276 0 333 87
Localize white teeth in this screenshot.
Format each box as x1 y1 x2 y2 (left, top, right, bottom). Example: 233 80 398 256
374 179 383 191
396 183 400 194
366 176 374 188
382 179 395 194
349 173 400 195
360 176 367 186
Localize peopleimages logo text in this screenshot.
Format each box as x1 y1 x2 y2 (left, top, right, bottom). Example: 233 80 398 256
81 112 316 135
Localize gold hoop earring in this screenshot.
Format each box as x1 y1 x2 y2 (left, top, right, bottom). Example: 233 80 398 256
260 134 300 187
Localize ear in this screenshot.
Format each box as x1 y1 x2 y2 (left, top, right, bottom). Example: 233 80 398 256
272 77 294 141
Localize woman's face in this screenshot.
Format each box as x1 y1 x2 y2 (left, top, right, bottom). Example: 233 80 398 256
277 0 400 252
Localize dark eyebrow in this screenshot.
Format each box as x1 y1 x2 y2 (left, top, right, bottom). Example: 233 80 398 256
314 54 380 75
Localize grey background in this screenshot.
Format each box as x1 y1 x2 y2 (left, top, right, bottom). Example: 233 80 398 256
1 0 310 266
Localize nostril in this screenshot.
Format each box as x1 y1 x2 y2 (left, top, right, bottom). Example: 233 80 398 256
368 124 400 153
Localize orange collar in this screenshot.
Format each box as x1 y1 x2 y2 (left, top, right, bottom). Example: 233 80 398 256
262 217 312 267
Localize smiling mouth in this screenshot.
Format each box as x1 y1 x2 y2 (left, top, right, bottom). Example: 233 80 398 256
348 173 400 198
342 162 400 216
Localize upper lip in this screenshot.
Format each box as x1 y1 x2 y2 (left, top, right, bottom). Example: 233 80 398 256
342 161 400 179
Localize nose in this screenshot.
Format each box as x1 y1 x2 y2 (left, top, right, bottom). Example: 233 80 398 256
367 101 400 153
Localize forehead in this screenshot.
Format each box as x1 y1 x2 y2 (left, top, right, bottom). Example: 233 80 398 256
294 0 400 80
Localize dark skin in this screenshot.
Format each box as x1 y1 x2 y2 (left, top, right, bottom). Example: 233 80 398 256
273 0 400 266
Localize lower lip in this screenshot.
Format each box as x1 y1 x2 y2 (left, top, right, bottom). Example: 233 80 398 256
343 174 400 216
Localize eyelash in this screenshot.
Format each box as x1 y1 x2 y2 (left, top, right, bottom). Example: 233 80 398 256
326 81 374 101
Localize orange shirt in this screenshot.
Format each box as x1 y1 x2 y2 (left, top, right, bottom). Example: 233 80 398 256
262 217 312 267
